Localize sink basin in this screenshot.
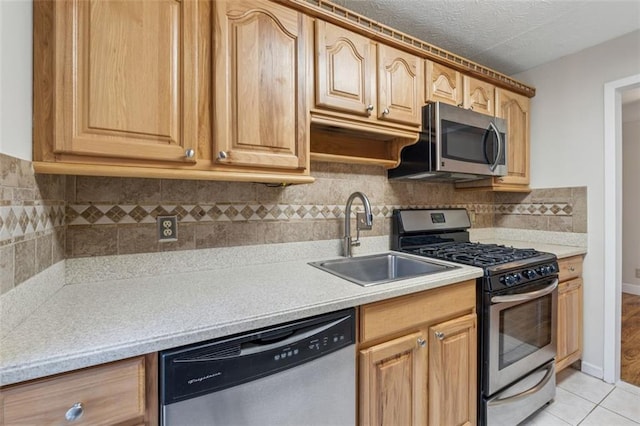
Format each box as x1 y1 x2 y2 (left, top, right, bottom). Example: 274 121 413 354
308 252 458 287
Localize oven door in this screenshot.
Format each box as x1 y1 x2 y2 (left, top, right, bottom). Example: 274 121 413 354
485 278 558 396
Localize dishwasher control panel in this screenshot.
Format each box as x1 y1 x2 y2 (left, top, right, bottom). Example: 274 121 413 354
160 308 355 405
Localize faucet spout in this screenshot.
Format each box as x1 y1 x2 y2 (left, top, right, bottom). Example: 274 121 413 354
343 191 373 257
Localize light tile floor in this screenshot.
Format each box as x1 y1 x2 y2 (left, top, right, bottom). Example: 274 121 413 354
522 368 640 425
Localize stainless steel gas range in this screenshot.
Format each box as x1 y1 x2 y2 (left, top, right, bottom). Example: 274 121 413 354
391 208 559 425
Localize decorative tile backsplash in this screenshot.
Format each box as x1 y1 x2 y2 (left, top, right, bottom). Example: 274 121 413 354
0 152 587 293
0 154 66 295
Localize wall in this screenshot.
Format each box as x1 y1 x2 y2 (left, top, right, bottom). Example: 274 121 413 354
514 30 640 377
0 153 65 295
622 99 640 291
63 163 495 257
0 0 32 160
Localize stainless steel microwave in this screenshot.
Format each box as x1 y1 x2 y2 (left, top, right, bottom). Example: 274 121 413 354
388 101 507 181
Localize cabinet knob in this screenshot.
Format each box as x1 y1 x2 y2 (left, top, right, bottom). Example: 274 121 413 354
457 103 464 108
218 151 228 160
185 148 195 159
569 266 575 272
366 104 374 113
382 108 390 116
65 402 84 422
468 105 474 110
417 337 427 347
434 331 445 340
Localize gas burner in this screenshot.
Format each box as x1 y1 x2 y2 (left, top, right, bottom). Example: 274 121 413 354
411 242 541 268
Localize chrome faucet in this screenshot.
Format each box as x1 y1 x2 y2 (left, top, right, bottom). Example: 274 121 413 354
343 191 373 257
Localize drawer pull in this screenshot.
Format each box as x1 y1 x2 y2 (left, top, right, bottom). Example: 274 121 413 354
569 266 575 272
65 402 84 422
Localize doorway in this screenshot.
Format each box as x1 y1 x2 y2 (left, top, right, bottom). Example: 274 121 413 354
603 74 640 385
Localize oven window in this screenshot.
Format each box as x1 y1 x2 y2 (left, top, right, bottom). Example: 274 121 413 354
498 294 553 369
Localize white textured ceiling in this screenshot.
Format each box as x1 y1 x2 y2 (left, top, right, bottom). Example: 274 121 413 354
331 0 640 75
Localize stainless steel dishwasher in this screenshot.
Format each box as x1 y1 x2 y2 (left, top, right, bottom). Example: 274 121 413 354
159 308 356 426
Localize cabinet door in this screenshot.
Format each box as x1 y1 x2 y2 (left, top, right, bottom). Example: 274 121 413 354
463 76 494 116
495 88 530 186
213 0 308 170
52 0 198 163
425 61 462 106
429 314 477 426
315 21 374 117
360 331 427 426
557 278 583 370
377 44 423 126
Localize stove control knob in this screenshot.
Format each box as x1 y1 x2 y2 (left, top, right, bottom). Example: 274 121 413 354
548 264 557 273
540 265 556 275
523 269 537 279
503 274 517 286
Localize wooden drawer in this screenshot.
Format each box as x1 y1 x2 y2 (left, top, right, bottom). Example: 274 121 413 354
359 280 476 344
1 357 146 426
558 255 583 282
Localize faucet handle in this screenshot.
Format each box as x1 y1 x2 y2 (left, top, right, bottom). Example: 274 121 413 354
356 212 373 230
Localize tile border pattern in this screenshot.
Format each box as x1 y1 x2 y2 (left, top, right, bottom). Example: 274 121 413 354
65 202 572 226
0 203 66 245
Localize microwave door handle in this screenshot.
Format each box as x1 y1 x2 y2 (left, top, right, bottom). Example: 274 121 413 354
488 121 502 172
491 279 558 303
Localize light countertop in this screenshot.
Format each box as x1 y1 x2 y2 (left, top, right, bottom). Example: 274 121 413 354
0 230 587 387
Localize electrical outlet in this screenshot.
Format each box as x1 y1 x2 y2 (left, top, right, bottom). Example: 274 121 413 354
157 215 178 242
636 268 640 279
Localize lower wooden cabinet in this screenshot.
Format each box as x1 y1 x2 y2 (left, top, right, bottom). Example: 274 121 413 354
428 314 477 426
360 331 428 425
358 280 477 426
556 255 585 372
0 354 157 426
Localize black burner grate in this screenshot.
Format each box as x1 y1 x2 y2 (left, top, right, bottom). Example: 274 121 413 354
411 242 540 267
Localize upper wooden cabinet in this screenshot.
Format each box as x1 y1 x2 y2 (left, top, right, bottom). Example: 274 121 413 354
425 61 463 106
213 0 309 171
310 21 422 167
464 76 495 116
33 0 313 184
313 21 423 129
425 61 494 116
376 44 423 126
496 88 530 186
34 0 199 164
314 20 374 117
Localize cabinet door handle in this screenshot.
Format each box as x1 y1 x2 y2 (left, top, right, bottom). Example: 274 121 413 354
185 148 195 159
434 331 445 340
382 108 390 116
65 402 84 422
417 337 427 347
366 104 374 113
569 266 575 272
218 151 228 160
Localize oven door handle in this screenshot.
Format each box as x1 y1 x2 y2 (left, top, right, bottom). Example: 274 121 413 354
491 279 558 304
488 362 555 406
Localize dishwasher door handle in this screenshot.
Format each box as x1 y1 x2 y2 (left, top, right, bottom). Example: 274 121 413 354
240 316 351 356
172 314 353 363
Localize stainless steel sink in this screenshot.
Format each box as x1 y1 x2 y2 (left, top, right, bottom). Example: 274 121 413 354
308 252 458 287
